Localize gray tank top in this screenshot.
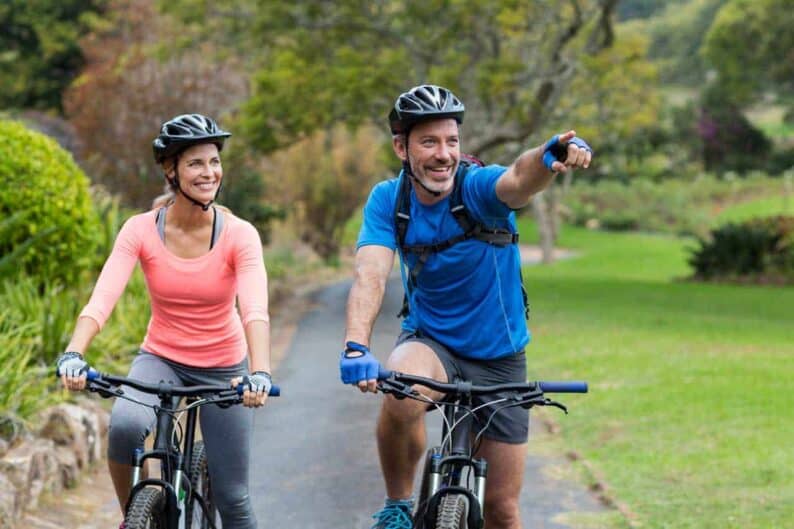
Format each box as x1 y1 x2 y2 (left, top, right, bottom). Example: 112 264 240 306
155 206 224 249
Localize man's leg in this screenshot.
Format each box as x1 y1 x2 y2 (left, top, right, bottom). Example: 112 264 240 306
475 438 527 529
376 340 448 500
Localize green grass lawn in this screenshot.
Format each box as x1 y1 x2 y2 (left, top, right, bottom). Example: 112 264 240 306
518 218 794 529
714 195 793 224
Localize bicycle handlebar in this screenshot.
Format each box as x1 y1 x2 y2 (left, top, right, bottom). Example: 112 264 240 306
377 369 587 395
85 368 281 397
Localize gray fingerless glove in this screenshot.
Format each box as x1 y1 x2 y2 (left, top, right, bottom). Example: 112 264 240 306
245 371 272 395
56 351 88 378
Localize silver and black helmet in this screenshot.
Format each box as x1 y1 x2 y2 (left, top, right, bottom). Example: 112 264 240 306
388 85 465 134
152 113 231 163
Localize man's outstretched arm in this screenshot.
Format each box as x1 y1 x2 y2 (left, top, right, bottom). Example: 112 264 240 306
495 130 592 209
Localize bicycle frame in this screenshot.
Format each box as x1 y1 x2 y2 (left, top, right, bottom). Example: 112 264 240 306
377 370 586 529
418 392 487 529
83 369 280 529
126 392 201 529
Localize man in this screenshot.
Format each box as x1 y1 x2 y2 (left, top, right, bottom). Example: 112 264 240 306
340 84 592 529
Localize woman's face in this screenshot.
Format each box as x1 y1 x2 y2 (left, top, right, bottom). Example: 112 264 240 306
169 143 222 202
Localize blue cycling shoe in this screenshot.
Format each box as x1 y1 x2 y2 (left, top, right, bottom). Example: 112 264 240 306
371 500 413 529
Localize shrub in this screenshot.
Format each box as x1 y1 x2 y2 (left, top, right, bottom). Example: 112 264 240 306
688 215 794 283
564 174 788 237
0 120 99 283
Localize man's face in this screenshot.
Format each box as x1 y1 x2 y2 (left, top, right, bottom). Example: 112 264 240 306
394 118 460 198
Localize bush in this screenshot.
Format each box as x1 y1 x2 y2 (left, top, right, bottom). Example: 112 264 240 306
0 120 99 283
564 174 788 237
688 215 794 283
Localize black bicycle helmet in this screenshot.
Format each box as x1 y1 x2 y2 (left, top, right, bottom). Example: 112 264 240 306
388 84 465 134
152 113 231 163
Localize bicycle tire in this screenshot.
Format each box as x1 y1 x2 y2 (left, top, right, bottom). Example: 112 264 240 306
188 440 218 529
434 493 468 529
125 487 166 529
414 447 441 529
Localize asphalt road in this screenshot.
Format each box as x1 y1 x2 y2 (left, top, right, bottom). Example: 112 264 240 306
249 276 606 528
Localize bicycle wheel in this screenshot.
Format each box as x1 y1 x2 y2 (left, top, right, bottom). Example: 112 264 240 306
125 487 166 529
188 440 218 529
434 493 468 529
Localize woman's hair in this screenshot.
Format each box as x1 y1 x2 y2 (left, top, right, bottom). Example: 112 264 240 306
151 156 178 210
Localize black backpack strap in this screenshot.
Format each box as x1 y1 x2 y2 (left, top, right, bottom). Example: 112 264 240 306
449 164 519 247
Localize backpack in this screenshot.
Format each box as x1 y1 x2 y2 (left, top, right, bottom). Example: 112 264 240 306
394 157 529 319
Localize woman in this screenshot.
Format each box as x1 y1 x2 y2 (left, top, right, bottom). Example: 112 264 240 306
57 113 272 529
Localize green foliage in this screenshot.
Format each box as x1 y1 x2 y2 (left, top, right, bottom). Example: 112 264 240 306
636 0 725 85
563 173 787 237
550 28 663 181
164 0 620 163
702 0 794 106
0 0 105 112
0 120 100 283
0 309 52 436
616 0 687 21
268 124 386 261
688 215 793 283
0 278 80 365
217 153 284 245
697 87 772 173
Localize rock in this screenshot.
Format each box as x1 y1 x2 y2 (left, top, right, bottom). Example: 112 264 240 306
0 472 17 529
0 439 60 512
37 401 107 469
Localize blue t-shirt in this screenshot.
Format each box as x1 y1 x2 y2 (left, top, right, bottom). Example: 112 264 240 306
357 164 530 360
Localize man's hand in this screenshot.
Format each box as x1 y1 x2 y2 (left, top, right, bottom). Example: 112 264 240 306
340 341 381 393
542 130 593 172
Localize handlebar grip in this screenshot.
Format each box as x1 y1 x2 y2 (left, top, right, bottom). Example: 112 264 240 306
539 381 588 393
377 367 394 380
86 368 100 381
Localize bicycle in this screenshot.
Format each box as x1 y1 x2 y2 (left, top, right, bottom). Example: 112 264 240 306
376 369 587 529
78 368 280 529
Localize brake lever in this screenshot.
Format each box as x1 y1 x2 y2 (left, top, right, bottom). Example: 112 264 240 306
543 398 568 414
377 380 416 400
87 380 124 399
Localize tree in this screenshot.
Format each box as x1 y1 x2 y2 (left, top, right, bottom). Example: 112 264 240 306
266 125 386 261
64 0 247 208
0 0 105 112
164 0 623 261
701 0 794 106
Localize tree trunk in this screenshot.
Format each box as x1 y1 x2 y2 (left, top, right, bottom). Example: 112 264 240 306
531 191 555 264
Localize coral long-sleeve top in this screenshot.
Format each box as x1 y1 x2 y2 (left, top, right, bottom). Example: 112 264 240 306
79 209 269 367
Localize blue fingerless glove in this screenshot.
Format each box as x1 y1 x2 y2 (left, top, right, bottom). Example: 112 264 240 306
339 341 381 384
542 135 593 171
56 351 89 378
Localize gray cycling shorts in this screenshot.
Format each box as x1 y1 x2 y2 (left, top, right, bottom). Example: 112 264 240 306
396 331 529 444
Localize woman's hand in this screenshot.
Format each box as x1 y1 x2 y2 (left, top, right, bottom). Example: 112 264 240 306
232 371 272 408
56 351 89 391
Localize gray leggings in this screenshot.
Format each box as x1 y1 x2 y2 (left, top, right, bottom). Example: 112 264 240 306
107 352 257 529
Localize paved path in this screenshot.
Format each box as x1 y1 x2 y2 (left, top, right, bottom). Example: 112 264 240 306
250 275 606 528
